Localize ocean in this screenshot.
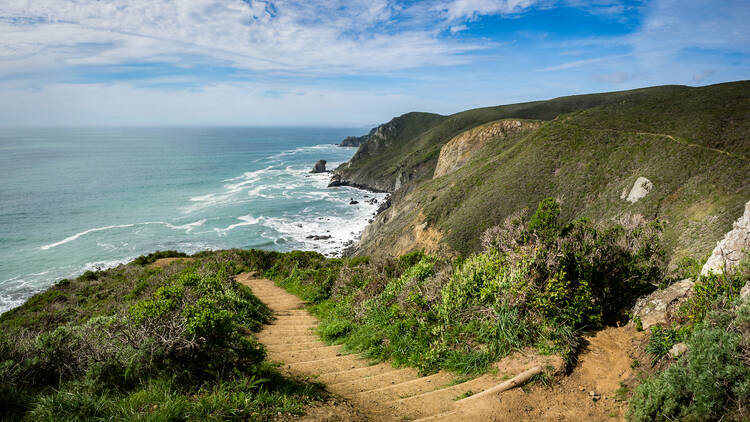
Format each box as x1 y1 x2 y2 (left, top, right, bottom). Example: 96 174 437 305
0 127 385 313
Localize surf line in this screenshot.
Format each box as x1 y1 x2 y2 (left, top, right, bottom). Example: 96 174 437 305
40 220 206 250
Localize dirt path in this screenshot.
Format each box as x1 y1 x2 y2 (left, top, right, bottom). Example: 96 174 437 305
237 274 561 421
437 326 643 421
237 273 642 421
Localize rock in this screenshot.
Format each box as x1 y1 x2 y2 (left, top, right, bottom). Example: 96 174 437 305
375 196 392 215
306 235 332 241
434 119 542 179
311 160 327 173
349 200 359 205
631 278 694 329
339 135 368 147
669 342 688 358
741 282 750 300
623 176 654 203
701 200 750 276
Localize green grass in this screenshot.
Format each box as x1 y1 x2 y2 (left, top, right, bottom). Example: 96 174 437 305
0 250 327 421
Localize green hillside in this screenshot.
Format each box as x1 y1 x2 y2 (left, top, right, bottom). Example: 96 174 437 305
334 84 730 192
346 81 750 266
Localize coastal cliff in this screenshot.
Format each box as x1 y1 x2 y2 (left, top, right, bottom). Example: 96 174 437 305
337 81 750 267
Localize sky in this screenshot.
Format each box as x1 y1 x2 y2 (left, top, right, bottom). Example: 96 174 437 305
0 0 748 127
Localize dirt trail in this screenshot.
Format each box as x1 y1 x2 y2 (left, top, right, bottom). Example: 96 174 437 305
237 273 641 421
436 326 642 421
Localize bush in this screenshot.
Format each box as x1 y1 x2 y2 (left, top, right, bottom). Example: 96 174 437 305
132 250 188 266
628 301 750 421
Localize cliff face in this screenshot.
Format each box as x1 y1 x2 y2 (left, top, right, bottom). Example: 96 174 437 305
702 200 750 276
344 81 750 267
433 119 541 179
339 135 368 147
330 112 447 192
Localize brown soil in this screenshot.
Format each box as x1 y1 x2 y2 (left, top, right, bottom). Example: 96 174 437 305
237 273 644 421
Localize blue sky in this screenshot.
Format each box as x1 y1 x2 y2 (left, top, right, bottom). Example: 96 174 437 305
0 0 748 126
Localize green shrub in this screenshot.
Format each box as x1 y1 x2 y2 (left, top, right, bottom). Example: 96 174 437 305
527 197 561 243
680 271 745 325
132 250 188 266
645 325 682 365
628 301 750 421
184 298 234 341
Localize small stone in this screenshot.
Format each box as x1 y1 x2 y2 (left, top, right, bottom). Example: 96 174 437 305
579 386 586 391
669 342 688 358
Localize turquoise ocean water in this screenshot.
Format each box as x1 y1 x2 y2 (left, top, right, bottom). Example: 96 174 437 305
0 127 385 313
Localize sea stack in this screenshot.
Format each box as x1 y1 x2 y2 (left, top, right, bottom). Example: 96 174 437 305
311 159 327 173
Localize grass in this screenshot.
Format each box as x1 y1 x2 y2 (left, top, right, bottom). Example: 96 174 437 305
0 250 327 421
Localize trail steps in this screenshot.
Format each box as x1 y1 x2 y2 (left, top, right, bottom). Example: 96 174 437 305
236 273 531 421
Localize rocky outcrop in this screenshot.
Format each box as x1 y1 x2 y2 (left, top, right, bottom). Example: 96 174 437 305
701 200 750 276
339 135 368 147
434 119 541 178
331 112 448 193
621 177 654 203
311 160 327 173
631 278 694 329
327 174 389 193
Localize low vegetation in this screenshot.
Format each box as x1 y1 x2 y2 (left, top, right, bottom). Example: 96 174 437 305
0 252 322 421
258 199 664 375
628 253 750 421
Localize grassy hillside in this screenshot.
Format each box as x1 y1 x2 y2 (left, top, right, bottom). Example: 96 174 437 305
334 84 722 192
0 251 325 421
350 81 750 267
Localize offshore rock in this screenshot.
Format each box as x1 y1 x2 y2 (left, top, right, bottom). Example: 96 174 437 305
701 200 750 276
311 160 327 173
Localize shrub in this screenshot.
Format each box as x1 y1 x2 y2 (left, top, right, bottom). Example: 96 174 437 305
680 270 746 325
527 197 561 243
132 250 188 266
628 301 750 421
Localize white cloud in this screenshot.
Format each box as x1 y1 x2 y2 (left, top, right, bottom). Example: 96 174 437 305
439 0 540 20
0 0 485 77
0 79 457 126
631 0 750 61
